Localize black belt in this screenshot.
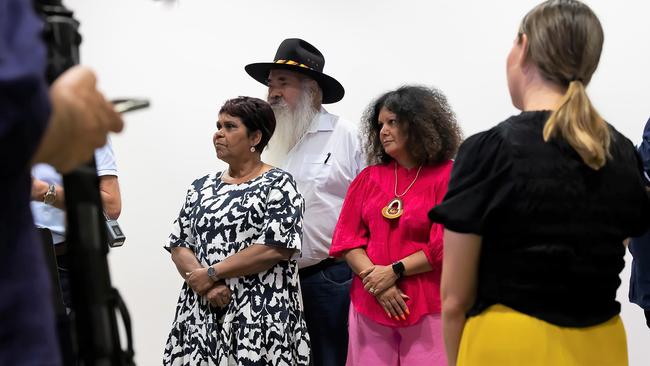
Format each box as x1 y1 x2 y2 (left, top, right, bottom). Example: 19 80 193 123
298 258 344 278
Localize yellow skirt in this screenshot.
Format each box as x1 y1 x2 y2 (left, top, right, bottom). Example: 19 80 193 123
457 304 627 366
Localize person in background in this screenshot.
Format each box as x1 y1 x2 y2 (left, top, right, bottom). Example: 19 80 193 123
0 1 123 365
30 140 121 309
429 1 650 365
164 97 309 366
629 116 650 329
245 38 365 366
330 85 461 366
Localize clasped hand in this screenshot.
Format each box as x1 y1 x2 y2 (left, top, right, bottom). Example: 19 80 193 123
186 268 232 308
375 285 410 320
205 282 231 308
360 265 398 295
360 265 409 320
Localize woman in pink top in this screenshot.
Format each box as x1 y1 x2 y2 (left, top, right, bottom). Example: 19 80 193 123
330 85 462 365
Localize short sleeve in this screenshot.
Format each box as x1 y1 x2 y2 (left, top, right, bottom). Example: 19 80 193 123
428 128 515 234
425 219 444 266
164 184 198 253
330 168 371 257
252 172 304 252
94 137 118 177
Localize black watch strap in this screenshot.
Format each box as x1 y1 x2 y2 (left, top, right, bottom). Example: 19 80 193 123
392 261 405 278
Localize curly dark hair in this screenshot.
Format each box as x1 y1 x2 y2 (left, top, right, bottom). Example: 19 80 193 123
362 85 462 166
219 96 276 152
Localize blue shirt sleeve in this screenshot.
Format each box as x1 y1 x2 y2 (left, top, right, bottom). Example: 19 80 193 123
0 0 51 178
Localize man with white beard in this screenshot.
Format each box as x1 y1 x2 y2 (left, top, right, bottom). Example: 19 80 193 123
246 38 364 366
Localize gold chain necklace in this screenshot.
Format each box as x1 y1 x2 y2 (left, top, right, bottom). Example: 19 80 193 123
381 163 422 219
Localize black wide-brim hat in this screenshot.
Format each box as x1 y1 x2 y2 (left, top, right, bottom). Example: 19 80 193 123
245 38 345 104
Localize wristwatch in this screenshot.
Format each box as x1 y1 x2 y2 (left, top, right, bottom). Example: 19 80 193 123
392 261 406 279
207 265 219 282
43 184 56 205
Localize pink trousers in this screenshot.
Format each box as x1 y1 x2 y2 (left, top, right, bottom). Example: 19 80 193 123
346 306 447 366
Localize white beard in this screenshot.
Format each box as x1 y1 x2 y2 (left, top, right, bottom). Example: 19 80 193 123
263 91 318 168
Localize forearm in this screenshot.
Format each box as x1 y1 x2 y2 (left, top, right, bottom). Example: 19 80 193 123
214 244 293 278
400 250 433 276
171 247 202 280
443 305 468 366
342 248 374 275
440 230 481 366
100 190 120 219
99 175 121 219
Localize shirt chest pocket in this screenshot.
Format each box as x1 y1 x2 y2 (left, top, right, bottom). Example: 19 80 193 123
298 153 333 182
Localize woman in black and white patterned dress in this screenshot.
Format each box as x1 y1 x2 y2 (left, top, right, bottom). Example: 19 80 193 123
163 97 310 366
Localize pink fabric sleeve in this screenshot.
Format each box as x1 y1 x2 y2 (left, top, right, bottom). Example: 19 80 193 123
424 163 453 267
425 221 444 267
330 168 371 257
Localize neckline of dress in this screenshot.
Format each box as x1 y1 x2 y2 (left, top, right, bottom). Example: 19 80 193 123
393 161 422 176
218 167 278 186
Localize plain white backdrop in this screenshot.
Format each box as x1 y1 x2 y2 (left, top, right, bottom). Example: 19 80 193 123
64 0 650 364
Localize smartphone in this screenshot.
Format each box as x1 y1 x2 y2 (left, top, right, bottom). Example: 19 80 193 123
112 98 150 114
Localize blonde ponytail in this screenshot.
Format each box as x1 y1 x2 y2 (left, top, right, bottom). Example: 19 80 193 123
543 80 610 170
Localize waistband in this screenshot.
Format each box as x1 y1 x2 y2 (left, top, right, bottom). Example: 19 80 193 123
298 257 345 278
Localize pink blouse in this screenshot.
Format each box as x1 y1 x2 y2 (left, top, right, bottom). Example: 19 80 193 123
330 161 452 327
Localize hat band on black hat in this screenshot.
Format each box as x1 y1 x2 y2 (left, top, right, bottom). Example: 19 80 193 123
275 59 313 70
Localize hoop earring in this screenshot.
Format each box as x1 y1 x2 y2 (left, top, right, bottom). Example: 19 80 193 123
250 146 256 153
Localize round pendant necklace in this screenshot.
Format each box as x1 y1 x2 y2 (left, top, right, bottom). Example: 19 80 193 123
381 162 422 219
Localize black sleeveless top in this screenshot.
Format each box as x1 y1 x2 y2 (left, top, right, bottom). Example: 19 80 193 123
429 111 650 327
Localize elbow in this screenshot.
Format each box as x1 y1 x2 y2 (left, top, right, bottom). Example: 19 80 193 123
270 247 293 262
442 295 473 320
170 248 181 263
260 245 293 265
267 251 287 263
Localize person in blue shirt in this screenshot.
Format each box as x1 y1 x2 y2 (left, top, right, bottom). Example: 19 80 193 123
629 117 650 329
0 1 123 364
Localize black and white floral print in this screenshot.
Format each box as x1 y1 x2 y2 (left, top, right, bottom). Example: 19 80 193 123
163 168 310 366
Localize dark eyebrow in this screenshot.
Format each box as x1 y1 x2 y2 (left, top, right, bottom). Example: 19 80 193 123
217 117 238 125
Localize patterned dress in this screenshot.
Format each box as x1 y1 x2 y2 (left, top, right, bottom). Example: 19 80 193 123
163 168 311 366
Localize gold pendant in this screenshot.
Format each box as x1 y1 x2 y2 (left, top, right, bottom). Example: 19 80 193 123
382 197 403 219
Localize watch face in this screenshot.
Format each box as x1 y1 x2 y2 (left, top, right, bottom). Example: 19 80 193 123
44 184 56 205
207 266 217 281
392 262 405 277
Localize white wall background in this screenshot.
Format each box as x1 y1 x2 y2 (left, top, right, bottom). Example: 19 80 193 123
64 0 650 364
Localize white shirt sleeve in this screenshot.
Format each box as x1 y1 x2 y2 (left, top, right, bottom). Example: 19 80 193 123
95 137 118 177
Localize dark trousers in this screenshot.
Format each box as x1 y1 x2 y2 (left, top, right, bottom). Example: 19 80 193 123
38 229 75 365
55 254 72 310
300 261 352 366
645 310 650 329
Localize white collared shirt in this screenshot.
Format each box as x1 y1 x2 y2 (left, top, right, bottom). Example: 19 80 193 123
278 108 365 268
